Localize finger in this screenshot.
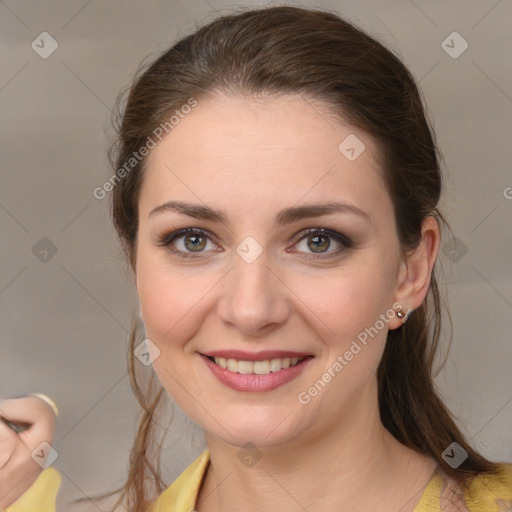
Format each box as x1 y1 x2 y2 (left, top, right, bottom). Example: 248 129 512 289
0 427 40 508
0 413 31 434
0 444 40 509
0 421 18 468
0 400 52 509
0 397 52 424
18 415 56 455
0 398 56 453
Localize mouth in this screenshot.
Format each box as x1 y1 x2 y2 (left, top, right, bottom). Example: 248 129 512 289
199 349 315 392
200 352 314 392
204 355 308 375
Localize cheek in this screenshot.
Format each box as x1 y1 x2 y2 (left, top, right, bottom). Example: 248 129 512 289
294 261 394 331
289 258 396 375
136 250 217 355
136 261 209 406
138 271 192 347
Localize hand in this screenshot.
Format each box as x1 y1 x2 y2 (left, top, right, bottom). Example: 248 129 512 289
0 395 57 509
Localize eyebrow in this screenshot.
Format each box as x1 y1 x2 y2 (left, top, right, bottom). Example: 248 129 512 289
149 200 371 226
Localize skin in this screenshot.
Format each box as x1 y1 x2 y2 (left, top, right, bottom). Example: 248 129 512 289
0 396 57 508
135 91 440 511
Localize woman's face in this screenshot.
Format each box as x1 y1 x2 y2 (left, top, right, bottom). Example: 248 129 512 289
135 92 406 448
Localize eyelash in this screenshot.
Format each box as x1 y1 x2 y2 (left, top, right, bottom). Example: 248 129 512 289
155 227 353 260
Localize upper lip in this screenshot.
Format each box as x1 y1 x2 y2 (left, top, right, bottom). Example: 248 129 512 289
201 350 312 361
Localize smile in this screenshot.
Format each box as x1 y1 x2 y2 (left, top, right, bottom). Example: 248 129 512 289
201 352 314 392
208 356 305 375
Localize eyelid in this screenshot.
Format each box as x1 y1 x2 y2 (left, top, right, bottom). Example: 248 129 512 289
156 227 216 247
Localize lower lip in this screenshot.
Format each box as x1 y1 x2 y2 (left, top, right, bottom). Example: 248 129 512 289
201 355 314 392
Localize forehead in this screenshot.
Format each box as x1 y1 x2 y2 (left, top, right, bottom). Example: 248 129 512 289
139 92 391 222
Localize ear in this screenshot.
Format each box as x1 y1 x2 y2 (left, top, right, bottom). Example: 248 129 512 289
388 216 441 330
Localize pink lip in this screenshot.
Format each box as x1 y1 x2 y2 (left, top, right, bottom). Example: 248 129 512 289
201 354 314 392
202 350 312 361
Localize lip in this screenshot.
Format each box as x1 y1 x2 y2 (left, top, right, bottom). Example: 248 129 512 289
201 350 312 361
201 353 314 392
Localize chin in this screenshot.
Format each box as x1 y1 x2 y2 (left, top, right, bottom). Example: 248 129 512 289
215 429 294 451
204 407 307 450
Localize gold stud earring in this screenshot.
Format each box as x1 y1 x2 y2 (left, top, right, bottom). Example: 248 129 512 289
396 308 408 323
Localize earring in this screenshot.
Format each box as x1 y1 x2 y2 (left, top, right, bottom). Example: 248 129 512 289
396 308 408 323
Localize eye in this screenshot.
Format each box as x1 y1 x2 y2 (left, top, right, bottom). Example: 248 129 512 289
289 228 352 259
156 228 220 258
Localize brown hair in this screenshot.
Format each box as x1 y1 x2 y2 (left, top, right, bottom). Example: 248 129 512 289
76 5 500 511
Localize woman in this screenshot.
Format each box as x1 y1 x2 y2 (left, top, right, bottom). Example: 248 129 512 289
3 5 511 512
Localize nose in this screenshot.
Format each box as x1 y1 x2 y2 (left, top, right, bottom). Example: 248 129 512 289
216 247 291 338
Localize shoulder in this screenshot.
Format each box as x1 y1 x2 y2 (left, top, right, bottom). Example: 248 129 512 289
414 464 512 512
463 464 512 510
151 449 210 512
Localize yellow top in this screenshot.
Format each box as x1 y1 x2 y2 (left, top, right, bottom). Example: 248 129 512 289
3 467 61 512
7 451 512 511
153 452 512 512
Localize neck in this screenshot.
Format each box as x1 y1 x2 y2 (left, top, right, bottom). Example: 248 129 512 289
197 381 437 512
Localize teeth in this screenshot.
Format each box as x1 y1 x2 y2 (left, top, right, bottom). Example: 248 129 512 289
238 360 254 374
212 356 304 374
253 360 269 375
269 358 282 372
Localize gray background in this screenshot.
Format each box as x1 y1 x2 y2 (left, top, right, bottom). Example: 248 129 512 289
1 0 511 510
